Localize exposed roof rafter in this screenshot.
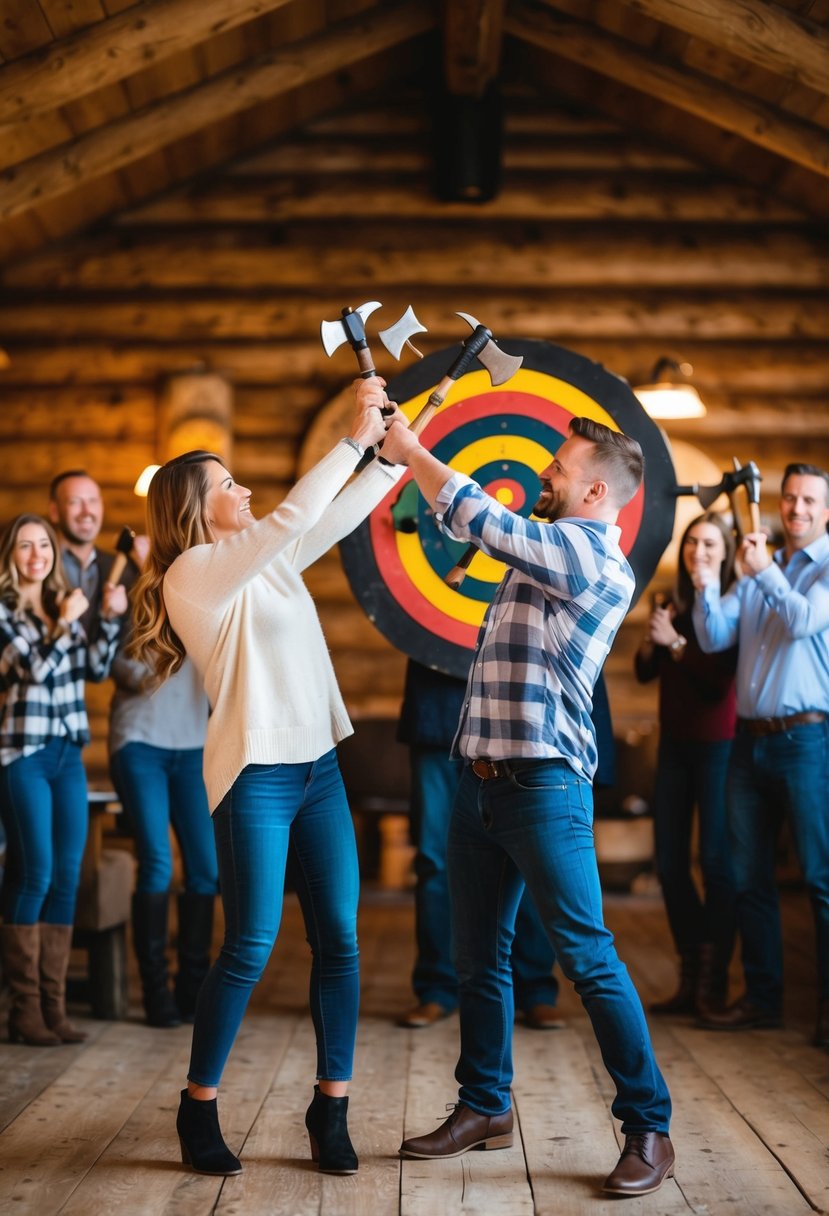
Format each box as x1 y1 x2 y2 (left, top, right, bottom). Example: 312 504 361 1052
443 0 507 95
505 0 829 177
0 0 298 128
618 0 829 97
0 1 436 223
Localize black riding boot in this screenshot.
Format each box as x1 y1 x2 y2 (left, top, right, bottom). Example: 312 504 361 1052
132 892 181 1028
174 892 215 1022
650 948 697 1015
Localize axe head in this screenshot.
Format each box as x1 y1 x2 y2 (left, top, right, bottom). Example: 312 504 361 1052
320 301 382 357
114 526 135 555
377 306 428 360
456 311 523 385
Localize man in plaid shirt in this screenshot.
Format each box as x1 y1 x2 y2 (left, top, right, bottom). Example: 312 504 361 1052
381 411 674 1197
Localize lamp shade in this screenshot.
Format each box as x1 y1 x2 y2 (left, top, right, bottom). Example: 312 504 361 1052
134 464 161 496
633 358 707 420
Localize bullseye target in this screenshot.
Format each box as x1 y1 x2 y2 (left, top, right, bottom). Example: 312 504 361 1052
340 339 676 678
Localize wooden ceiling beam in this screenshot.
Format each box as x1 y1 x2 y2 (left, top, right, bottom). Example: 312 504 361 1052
0 2 435 223
505 1 829 177
617 0 829 97
443 0 506 95
0 0 298 127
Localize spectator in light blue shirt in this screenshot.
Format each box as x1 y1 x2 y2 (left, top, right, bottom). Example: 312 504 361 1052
381 412 674 1198
693 463 829 1048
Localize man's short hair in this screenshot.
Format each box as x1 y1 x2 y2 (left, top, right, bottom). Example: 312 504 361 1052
781 463 829 501
569 417 644 508
49 469 93 500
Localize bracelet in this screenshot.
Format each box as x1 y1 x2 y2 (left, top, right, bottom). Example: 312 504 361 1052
341 436 365 458
669 634 687 661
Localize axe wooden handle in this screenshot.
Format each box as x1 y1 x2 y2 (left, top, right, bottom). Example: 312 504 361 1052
748 500 761 532
444 543 477 590
109 552 129 585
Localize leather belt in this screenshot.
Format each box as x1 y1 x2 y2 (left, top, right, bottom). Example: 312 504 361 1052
470 758 549 781
737 711 826 737
471 758 510 780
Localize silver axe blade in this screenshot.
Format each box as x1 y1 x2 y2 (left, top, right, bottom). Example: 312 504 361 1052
377 305 428 360
319 300 382 358
456 311 523 385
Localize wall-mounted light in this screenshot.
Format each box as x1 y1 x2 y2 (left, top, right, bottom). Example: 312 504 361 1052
633 357 707 420
134 464 161 497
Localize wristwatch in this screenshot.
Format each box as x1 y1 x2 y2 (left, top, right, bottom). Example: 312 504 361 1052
669 634 687 661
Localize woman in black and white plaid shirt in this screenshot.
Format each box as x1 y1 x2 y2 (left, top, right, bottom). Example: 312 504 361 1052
0 512 126 1046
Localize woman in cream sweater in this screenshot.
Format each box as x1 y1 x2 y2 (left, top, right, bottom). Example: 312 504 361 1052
130 378 403 1178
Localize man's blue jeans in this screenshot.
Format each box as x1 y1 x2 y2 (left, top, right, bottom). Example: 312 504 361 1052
0 737 88 925
410 746 558 1012
110 742 218 895
727 720 829 1012
187 749 360 1088
448 762 671 1133
653 737 735 965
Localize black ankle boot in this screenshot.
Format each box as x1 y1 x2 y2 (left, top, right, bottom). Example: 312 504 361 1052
176 1089 242 1176
304 1085 358 1174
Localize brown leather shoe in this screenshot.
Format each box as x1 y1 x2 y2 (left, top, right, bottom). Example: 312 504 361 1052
815 998 829 1048
696 996 782 1031
602 1132 675 1196
400 1103 513 1159
522 1004 566 1030
396 1002 453 1029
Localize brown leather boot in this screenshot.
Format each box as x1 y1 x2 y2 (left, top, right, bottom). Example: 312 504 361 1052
39 924 87 1043
695 942 729 1017
0 923 61 1046
650 950 697 1015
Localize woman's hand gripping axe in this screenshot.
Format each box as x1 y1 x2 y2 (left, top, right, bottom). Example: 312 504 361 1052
320 301 427 462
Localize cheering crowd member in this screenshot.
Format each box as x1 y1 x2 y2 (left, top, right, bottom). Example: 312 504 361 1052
693 463 829 1047
635 512 738 1017
380 416 674 1197
0 514 126 1047
129 379 403 1178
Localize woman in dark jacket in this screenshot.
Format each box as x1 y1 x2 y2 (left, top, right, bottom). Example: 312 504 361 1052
635 511 738 1016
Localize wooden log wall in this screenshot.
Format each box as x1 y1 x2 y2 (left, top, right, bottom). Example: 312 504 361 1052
1 91 828 783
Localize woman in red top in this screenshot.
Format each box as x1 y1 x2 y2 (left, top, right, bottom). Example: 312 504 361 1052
635 511 738 1016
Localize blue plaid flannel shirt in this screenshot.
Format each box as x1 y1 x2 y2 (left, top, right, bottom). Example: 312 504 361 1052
435 473 635 780
0 604 120 764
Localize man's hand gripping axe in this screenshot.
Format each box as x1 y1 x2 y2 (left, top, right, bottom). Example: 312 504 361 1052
380 311 523 588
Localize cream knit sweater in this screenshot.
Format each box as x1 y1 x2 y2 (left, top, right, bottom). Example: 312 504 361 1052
163 442 401 811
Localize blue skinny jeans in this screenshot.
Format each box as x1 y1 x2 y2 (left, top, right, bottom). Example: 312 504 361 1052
410 746 558 1011
0 736 88 925
652 736 736 966
187 749 360 1088
448 761 671 1133
110 742 218 895
727 720 829 1012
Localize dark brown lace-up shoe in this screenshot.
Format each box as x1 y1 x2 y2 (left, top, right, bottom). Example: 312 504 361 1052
399 1103 513 1159
602 1131 675 1196
696 996 782 1031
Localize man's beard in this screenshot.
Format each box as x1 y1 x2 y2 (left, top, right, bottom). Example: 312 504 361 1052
63 522 99 545
532 491 563 522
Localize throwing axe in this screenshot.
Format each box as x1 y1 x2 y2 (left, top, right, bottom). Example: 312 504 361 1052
676 459 762 536
379 312 523 588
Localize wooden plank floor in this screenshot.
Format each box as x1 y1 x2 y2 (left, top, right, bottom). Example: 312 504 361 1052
0 885 827 1216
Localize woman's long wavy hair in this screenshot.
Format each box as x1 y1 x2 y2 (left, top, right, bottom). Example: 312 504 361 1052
0 513 66 618
674 510 736 613
129 450 223 684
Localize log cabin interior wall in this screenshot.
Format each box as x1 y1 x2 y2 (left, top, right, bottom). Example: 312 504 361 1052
0 0 827 783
